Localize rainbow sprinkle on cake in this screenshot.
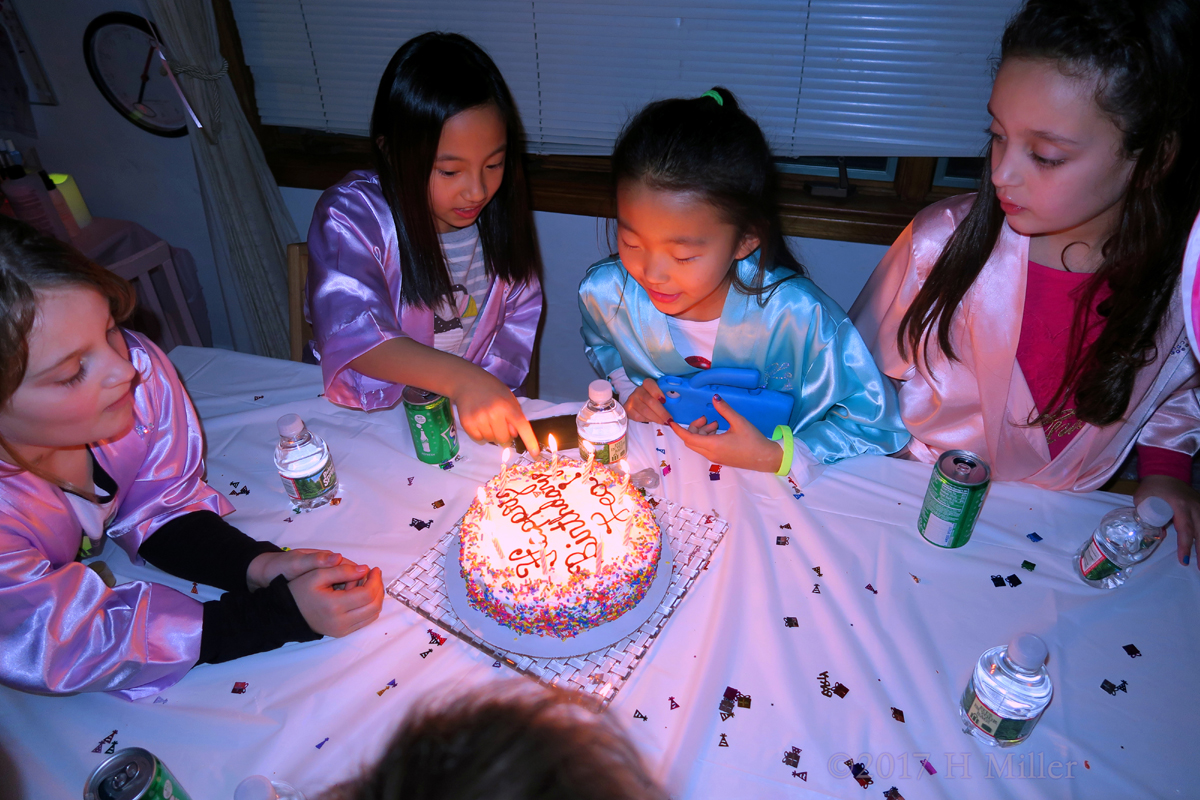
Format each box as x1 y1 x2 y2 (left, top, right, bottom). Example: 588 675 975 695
459 456 661 638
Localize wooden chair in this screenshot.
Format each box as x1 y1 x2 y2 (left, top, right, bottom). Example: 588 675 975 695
287 242 312 362
286 240 540 396
108 240 202 352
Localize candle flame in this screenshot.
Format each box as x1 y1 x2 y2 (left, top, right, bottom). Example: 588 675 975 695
501 446 511 465
547 433 557 453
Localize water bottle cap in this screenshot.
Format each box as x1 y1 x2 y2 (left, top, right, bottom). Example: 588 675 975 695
277 413 305 438
1135 496 1173 528
234 775 278 800
1007 633 1048 671
588 380 613 404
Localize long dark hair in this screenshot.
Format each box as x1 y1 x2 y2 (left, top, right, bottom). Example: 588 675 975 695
0 217 136 493
326 684 666 800
370 32 541 309
898 0 1200 427
611 86 805 303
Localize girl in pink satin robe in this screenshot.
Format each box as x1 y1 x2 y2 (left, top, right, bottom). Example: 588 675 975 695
0 219 383 697
850 0 1200 566
306 33 542 454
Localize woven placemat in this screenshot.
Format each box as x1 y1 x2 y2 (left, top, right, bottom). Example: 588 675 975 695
386 501 728 707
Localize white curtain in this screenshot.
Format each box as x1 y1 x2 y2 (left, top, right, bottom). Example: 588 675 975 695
146 0 298 359
230 0 1018 157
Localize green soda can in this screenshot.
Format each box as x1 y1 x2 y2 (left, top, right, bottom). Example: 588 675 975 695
403 386 460 465
84 748 191 800
918 450 991 548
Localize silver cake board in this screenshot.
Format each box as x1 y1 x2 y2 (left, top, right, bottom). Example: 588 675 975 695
386 501 728 708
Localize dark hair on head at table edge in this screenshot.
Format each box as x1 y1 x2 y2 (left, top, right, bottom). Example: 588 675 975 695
317 683 667 800
610 85 806 304
897 0 1200 428
370 31 542 311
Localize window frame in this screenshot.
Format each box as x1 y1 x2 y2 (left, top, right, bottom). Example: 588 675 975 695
215 0 965 247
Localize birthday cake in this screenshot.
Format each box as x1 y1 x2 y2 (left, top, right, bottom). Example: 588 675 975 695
458 457 661 638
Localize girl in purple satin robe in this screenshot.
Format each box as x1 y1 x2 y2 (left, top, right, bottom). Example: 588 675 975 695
306 32 542 454
850 0 1200 566
0 219 384 697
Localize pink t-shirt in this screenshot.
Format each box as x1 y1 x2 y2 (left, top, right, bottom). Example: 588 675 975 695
1017 261 1191 482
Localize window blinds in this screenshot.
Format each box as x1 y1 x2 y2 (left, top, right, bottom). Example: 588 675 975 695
229 0 1019 157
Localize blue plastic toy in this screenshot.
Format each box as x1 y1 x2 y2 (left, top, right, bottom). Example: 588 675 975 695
659 368 794 437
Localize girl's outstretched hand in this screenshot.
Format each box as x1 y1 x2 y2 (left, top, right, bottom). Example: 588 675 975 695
624 377 672 425
1135 475 1200 569
289 561 384 637
451 368 540 454
669 394 784 473
246 548 343 591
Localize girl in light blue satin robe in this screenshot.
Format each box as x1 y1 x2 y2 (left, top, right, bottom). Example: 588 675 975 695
579 88 908 484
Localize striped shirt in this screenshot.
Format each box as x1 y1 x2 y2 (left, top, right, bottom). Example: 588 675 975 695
432 225 489 357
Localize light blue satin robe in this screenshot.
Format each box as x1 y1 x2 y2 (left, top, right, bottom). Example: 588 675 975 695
579 254 909 473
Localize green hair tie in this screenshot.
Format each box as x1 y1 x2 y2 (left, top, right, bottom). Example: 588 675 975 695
700 89 724 106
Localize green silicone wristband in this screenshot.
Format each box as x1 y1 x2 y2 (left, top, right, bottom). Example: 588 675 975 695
771 425 794 477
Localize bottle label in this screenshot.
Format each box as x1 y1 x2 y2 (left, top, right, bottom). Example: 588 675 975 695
280 458 337 501
579 434 627 465
961 681 1040 742
1080 535 1119 581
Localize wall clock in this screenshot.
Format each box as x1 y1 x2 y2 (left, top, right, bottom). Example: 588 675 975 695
83 11 188 137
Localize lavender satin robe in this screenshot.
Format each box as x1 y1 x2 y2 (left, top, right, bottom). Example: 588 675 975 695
849 194 1200 491
0 331 231 698
305 170 542 410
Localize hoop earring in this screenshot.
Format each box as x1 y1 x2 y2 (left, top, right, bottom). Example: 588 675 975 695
1060 241 1091 273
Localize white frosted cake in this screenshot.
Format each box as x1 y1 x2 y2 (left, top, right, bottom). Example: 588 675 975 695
458 456 661 638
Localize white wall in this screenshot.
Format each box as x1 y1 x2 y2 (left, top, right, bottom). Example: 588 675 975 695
280 187 888 403
5 0 233 348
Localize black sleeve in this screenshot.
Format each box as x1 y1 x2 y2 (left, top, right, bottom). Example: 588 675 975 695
138 510 281 593
197 575 321 664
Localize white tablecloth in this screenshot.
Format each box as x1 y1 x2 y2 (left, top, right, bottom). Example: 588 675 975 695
2 347 1197 800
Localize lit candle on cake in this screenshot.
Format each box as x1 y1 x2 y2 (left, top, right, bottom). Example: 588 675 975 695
477 487 491 521
499 447 512 492
547 433 559 472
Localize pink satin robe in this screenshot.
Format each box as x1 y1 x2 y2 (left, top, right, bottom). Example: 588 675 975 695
849 194 1200 491
305 170 543 410
0 332 231 698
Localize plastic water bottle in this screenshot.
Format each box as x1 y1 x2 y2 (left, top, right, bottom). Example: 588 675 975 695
960 633 1052 747
235 775 306 800
577 380 628 465
274 413 338 509
1074 497 1173 589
